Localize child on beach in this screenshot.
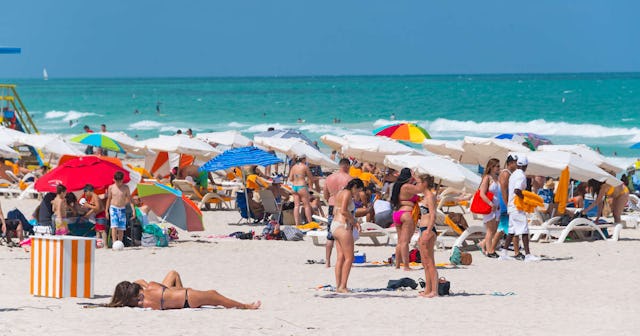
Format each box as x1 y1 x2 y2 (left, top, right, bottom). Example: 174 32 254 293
52 184 69 235
80 184 107 248
105 171 135 247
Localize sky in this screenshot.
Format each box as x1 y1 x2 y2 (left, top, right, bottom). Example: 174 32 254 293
0 0 638 78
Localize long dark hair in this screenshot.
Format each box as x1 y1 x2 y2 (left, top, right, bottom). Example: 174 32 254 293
588 179 604 198
345 178 365 191
390 168 413 209
106 281 141 307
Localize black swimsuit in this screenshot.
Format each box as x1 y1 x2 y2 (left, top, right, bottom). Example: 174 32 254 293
419 205 437 234
159 286 190 310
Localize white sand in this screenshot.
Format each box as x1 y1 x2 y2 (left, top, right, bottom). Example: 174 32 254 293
2 197 640 335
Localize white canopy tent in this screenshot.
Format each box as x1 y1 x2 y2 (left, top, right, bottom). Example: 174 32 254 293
137 135 220 158
197 131 252 148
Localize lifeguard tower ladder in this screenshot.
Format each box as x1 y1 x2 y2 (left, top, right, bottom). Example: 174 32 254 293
0 85 43 165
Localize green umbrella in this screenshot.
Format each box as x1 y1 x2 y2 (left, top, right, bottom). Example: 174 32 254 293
70 133 125 153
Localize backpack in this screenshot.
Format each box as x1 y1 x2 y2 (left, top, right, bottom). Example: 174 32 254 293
409 248 421 263
281 226 304 241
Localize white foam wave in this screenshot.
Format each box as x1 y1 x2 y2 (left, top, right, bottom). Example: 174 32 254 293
244 123 289 133
227 122 248 128
298 124 369 136
425 118 640 140
129 120 164 130
44 110 97 121
372 119 414 127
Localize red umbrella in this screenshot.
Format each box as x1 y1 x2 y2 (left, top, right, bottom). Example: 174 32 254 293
35 156 130 192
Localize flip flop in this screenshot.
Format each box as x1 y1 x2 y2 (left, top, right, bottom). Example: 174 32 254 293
491 291 516 296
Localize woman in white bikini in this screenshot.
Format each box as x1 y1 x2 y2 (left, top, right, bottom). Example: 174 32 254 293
479 158 501 258
288 155 315 226
331 178 365 293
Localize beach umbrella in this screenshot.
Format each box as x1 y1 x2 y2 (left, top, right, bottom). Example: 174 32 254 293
16 133 82 156
508 151 622 187
137 182 203 232
69 133 125 153
537 144 624 174
101 132 148 154
137 135 220 157
197 131 252 147
495 133 552 150
384 154 481 190
373 123 431 143
422 139 465 162
255 129 315 147
254 136 337 168
199 146 282 172
58 154 141 191
462 136 531 166
0 126 26 143
199 147 281 222
340 135 417 165
0 143 19 158
34 156 130 192
320 134 348 152
630 142 640 149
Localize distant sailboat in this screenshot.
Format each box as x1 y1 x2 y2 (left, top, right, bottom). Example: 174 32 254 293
43 68 48 81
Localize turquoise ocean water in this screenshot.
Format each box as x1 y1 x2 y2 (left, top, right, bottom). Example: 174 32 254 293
3 73 640 163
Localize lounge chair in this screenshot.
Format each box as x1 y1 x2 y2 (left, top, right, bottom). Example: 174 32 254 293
529 215 622 243
258 189 282 223
172 179 234 210
235 191 262 224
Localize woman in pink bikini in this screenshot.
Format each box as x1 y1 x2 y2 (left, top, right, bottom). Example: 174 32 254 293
390 168 422 271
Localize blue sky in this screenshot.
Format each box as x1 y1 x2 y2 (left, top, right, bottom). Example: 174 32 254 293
0 1 638 78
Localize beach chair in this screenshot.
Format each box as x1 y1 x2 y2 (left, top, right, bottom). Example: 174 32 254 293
529 214 622 243
235 191 261 224
173 179 233 210
358 222 390 245
258 189 282 223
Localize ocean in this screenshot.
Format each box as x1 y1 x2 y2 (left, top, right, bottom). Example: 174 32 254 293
3 73 640 164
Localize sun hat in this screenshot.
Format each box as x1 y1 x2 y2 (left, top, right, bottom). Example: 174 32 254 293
516 155 528 166
272 176 283 184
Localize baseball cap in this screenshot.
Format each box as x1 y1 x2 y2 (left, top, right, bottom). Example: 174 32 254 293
506 155 517 163
516 155 528 166
272 176 283 184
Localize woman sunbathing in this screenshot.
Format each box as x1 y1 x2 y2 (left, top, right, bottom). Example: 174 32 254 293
107 270 260 310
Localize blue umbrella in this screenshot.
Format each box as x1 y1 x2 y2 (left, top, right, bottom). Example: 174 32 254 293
630 143 640 149
199 146 282 223
255 129 315 147
199 146 282 172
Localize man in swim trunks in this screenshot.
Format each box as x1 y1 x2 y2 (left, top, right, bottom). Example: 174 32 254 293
106 171 135 248
323 158 353 268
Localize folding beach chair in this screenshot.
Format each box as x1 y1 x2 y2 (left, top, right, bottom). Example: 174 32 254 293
258 189 282 223
235 191 261 224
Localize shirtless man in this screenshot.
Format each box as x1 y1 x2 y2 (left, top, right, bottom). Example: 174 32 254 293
52 184 69 235
106 171 135 247
322 158 352 267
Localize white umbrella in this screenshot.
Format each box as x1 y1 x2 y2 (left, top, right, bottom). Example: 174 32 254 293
384 154 481 190
138 135 220 157
100 132 149 155
462 136 531 166
340 135 417 164
0 143 19 158
537 144 625 174
320 134 347 152
197 131 252 147
0 126 26 143
254 136 337 169
17 134 82 156
509 151 622 187
422 139 465 161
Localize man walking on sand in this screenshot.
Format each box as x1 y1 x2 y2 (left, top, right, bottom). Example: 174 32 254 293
106 171 135 248
322 158 352 267
502 155 540 262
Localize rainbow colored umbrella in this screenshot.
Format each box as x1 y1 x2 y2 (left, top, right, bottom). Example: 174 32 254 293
70 133 125 153
137 182 203 231
373 123 431 143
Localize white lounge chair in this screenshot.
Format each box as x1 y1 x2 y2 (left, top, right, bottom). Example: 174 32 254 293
529 216 621 243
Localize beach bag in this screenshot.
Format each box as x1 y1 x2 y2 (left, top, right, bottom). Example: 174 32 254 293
438 277 451 296
141 233 157 247
409 248 421 263
449 246 472 265
282 225 304 241
470 190 493 215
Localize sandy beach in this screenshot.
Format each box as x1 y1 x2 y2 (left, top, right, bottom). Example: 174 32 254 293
1 196 639 336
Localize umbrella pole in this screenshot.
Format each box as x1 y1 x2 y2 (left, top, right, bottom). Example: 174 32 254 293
241 169 251 224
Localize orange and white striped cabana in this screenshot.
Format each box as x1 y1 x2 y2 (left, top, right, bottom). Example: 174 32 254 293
30 236 95 298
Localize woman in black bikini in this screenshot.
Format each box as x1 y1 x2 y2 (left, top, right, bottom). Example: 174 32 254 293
107 270 260 310
416 174 438 298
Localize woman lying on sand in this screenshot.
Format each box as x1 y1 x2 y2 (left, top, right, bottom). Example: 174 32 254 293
107 270 260 310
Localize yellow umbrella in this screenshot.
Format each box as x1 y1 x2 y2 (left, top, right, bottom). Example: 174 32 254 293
555 167 569 215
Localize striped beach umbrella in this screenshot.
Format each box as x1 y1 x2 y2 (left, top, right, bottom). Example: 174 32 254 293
70 133 125 153
137 182 203 232
373 123 431 143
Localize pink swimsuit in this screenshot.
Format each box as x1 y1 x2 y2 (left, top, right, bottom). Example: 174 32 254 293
392 195 420 225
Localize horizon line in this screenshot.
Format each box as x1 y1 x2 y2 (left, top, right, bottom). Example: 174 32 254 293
2 70 640 81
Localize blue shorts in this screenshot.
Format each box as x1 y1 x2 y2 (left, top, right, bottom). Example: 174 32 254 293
498 212 509 234
109 206 127 231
